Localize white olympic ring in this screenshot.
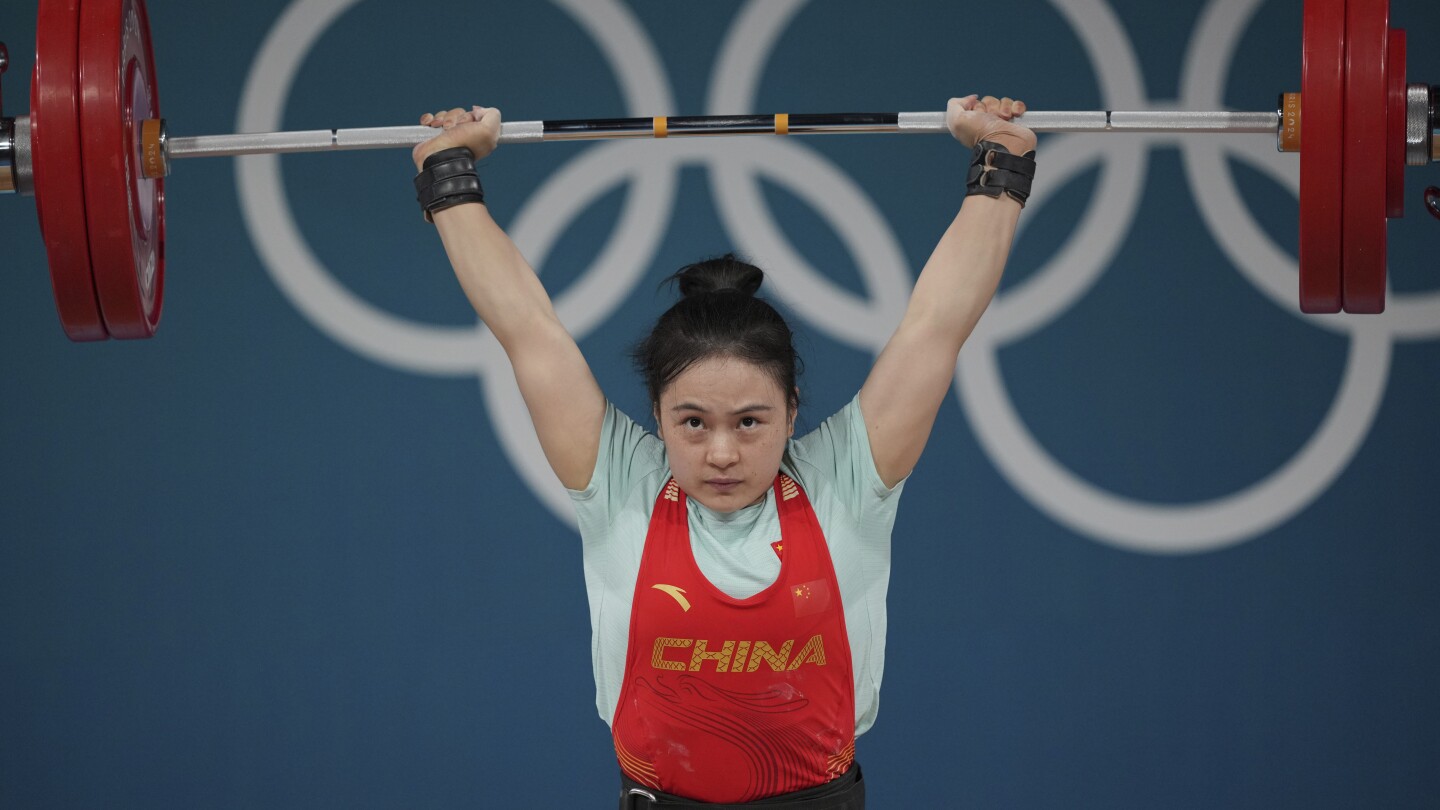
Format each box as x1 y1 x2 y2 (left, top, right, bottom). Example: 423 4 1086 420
236 0 1438 553
959 0 1412 553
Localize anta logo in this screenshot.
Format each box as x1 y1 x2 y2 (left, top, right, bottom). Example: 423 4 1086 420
650 635 828 673
651 584 691 612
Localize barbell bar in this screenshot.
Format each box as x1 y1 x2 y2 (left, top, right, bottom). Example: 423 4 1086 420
0 0 1437 342
153 111 1286 164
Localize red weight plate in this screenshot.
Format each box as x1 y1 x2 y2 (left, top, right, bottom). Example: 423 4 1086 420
1341 0 1388 313
1385 29 1405 218
32 0 107 341
1298 0 1345 314
79 0 166 339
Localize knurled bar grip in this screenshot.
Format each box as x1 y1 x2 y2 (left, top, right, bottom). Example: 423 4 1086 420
161 111 1285 162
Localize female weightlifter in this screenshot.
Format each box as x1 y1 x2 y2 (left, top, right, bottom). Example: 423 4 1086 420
411 95 1036 809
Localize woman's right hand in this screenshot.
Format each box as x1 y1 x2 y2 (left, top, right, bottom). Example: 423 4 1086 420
412 105 502 170
945 95 1036 154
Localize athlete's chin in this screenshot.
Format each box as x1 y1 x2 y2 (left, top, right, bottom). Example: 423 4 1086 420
692 483 766 513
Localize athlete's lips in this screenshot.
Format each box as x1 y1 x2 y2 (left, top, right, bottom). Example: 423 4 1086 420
706 478 742 491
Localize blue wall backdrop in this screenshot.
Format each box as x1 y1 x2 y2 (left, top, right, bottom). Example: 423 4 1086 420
2 0 1438 807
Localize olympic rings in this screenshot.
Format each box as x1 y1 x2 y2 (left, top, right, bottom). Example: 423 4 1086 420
237 0 1438 553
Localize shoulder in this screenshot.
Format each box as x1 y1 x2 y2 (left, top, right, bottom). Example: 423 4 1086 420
786 395 904 511
788 396 865 473
568 401 667 511
603 402 665 462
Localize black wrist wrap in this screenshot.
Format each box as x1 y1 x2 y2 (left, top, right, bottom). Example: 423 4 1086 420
966 140 1037 207
415 147 485 222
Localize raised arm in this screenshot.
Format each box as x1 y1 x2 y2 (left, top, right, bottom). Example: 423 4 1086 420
414 107 606 491
858 95 1037 488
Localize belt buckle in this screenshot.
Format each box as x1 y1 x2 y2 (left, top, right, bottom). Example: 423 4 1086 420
624 786 658 808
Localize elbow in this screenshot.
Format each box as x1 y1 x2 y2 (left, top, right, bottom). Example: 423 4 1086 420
895 312 975 357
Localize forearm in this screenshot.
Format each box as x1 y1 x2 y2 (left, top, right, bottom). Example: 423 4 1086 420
431 202 564 347
902 191 1022 351
904 120 1033 348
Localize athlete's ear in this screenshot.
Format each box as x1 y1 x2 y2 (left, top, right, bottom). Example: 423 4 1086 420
788 388 799 436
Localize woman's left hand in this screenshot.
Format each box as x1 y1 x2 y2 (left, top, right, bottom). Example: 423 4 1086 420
412 105 502 170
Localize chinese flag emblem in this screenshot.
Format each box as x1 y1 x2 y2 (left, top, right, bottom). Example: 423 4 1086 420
792 578 830 617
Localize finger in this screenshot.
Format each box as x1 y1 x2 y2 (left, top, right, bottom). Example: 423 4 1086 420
1014 99 1027 115
420 113 434 125
982 95 1000 114
1000 97 1015 118
949 94 979 112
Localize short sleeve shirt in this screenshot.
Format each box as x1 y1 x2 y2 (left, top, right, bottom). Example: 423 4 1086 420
566 394 903 736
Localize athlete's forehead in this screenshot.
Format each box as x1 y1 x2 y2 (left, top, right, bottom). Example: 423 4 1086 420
657 356 789 408
668 401 777 415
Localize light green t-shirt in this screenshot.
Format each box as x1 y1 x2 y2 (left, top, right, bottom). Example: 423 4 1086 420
566 394 903 736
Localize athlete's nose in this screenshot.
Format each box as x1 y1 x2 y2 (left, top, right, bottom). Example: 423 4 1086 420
707 434 739 469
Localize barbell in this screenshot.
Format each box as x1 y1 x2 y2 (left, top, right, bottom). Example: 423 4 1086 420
0 0 1436 341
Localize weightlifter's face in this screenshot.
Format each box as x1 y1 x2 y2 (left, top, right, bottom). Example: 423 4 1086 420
655 356 795 513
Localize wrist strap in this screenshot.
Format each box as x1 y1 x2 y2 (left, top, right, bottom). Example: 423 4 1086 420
414 147 485 222
966 140 1037 207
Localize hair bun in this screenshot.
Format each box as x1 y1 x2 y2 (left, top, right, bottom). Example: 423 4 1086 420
673 253 764 298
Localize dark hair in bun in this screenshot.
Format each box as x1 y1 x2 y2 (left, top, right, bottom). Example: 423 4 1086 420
672 257 764 298
633 253 802 412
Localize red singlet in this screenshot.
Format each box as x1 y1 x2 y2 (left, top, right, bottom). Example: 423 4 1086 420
612 475 856 804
